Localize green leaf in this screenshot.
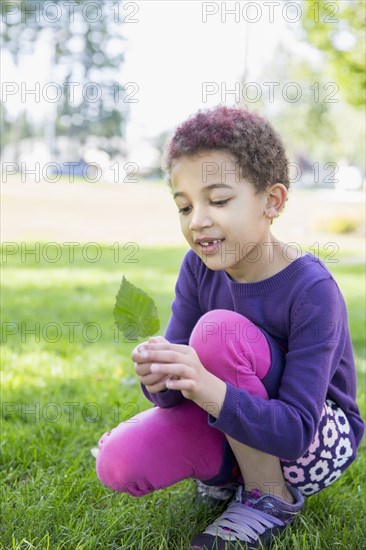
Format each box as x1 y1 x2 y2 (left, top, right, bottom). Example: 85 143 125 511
113 276 160 341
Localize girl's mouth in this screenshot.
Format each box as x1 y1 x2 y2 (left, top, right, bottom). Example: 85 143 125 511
197 239 224 255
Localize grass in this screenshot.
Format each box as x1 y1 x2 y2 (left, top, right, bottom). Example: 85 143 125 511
1 244 365 550
317 216 360 235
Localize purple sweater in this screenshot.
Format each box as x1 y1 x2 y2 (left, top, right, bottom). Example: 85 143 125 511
142 250 364 461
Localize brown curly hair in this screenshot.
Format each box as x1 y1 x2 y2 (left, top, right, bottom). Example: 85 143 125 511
162 105 289 193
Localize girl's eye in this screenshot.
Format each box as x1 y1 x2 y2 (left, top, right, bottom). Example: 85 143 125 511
178 206 192 215
178 199 229 214
211 199 229 207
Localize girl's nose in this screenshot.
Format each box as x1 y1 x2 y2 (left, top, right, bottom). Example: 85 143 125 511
188 208 213 231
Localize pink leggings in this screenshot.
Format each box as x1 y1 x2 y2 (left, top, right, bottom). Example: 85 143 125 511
96 310 276 496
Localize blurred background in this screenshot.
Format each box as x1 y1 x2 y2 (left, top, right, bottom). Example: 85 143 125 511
1 0 365 250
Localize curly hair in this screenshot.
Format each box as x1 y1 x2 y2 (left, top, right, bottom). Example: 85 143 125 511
162 105 289 193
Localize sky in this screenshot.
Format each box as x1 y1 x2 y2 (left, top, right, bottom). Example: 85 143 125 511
121 1 295 143
1 0 314 154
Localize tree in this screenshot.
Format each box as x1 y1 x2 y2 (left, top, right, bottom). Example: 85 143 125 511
300 0 365 108
248 41 365 177
1 0 128 151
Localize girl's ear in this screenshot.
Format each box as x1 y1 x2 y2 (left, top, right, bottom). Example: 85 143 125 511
264 183 288 221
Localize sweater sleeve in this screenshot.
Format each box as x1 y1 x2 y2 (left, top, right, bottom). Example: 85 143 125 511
208 278 348 460
141 250 203 408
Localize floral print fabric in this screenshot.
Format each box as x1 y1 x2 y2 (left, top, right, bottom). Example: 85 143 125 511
281 399 355 496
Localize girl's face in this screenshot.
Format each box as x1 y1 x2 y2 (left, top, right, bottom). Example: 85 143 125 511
171 150 276 282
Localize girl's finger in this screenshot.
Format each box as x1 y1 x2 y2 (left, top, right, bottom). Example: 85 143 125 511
150 362 191 379
131 340 149 355
165 378 195 391
136 343 191 355
145 379 171 394
138 349 188 365
139 373 169 386
134 361 154 376
148 336 168 343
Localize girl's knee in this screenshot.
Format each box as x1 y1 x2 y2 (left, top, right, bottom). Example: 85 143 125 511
96 412 161 497
96 402 217 496
96 432 149 496
189 309 269 367
189 310 271 399
189 309 265 351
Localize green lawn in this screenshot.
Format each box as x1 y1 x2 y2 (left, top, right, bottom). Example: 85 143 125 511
1 244 365 550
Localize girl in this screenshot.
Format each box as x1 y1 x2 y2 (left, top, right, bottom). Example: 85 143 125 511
96 106 364 549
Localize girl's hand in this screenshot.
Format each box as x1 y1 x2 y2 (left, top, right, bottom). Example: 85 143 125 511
132 336 173 393
132 340 218 403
